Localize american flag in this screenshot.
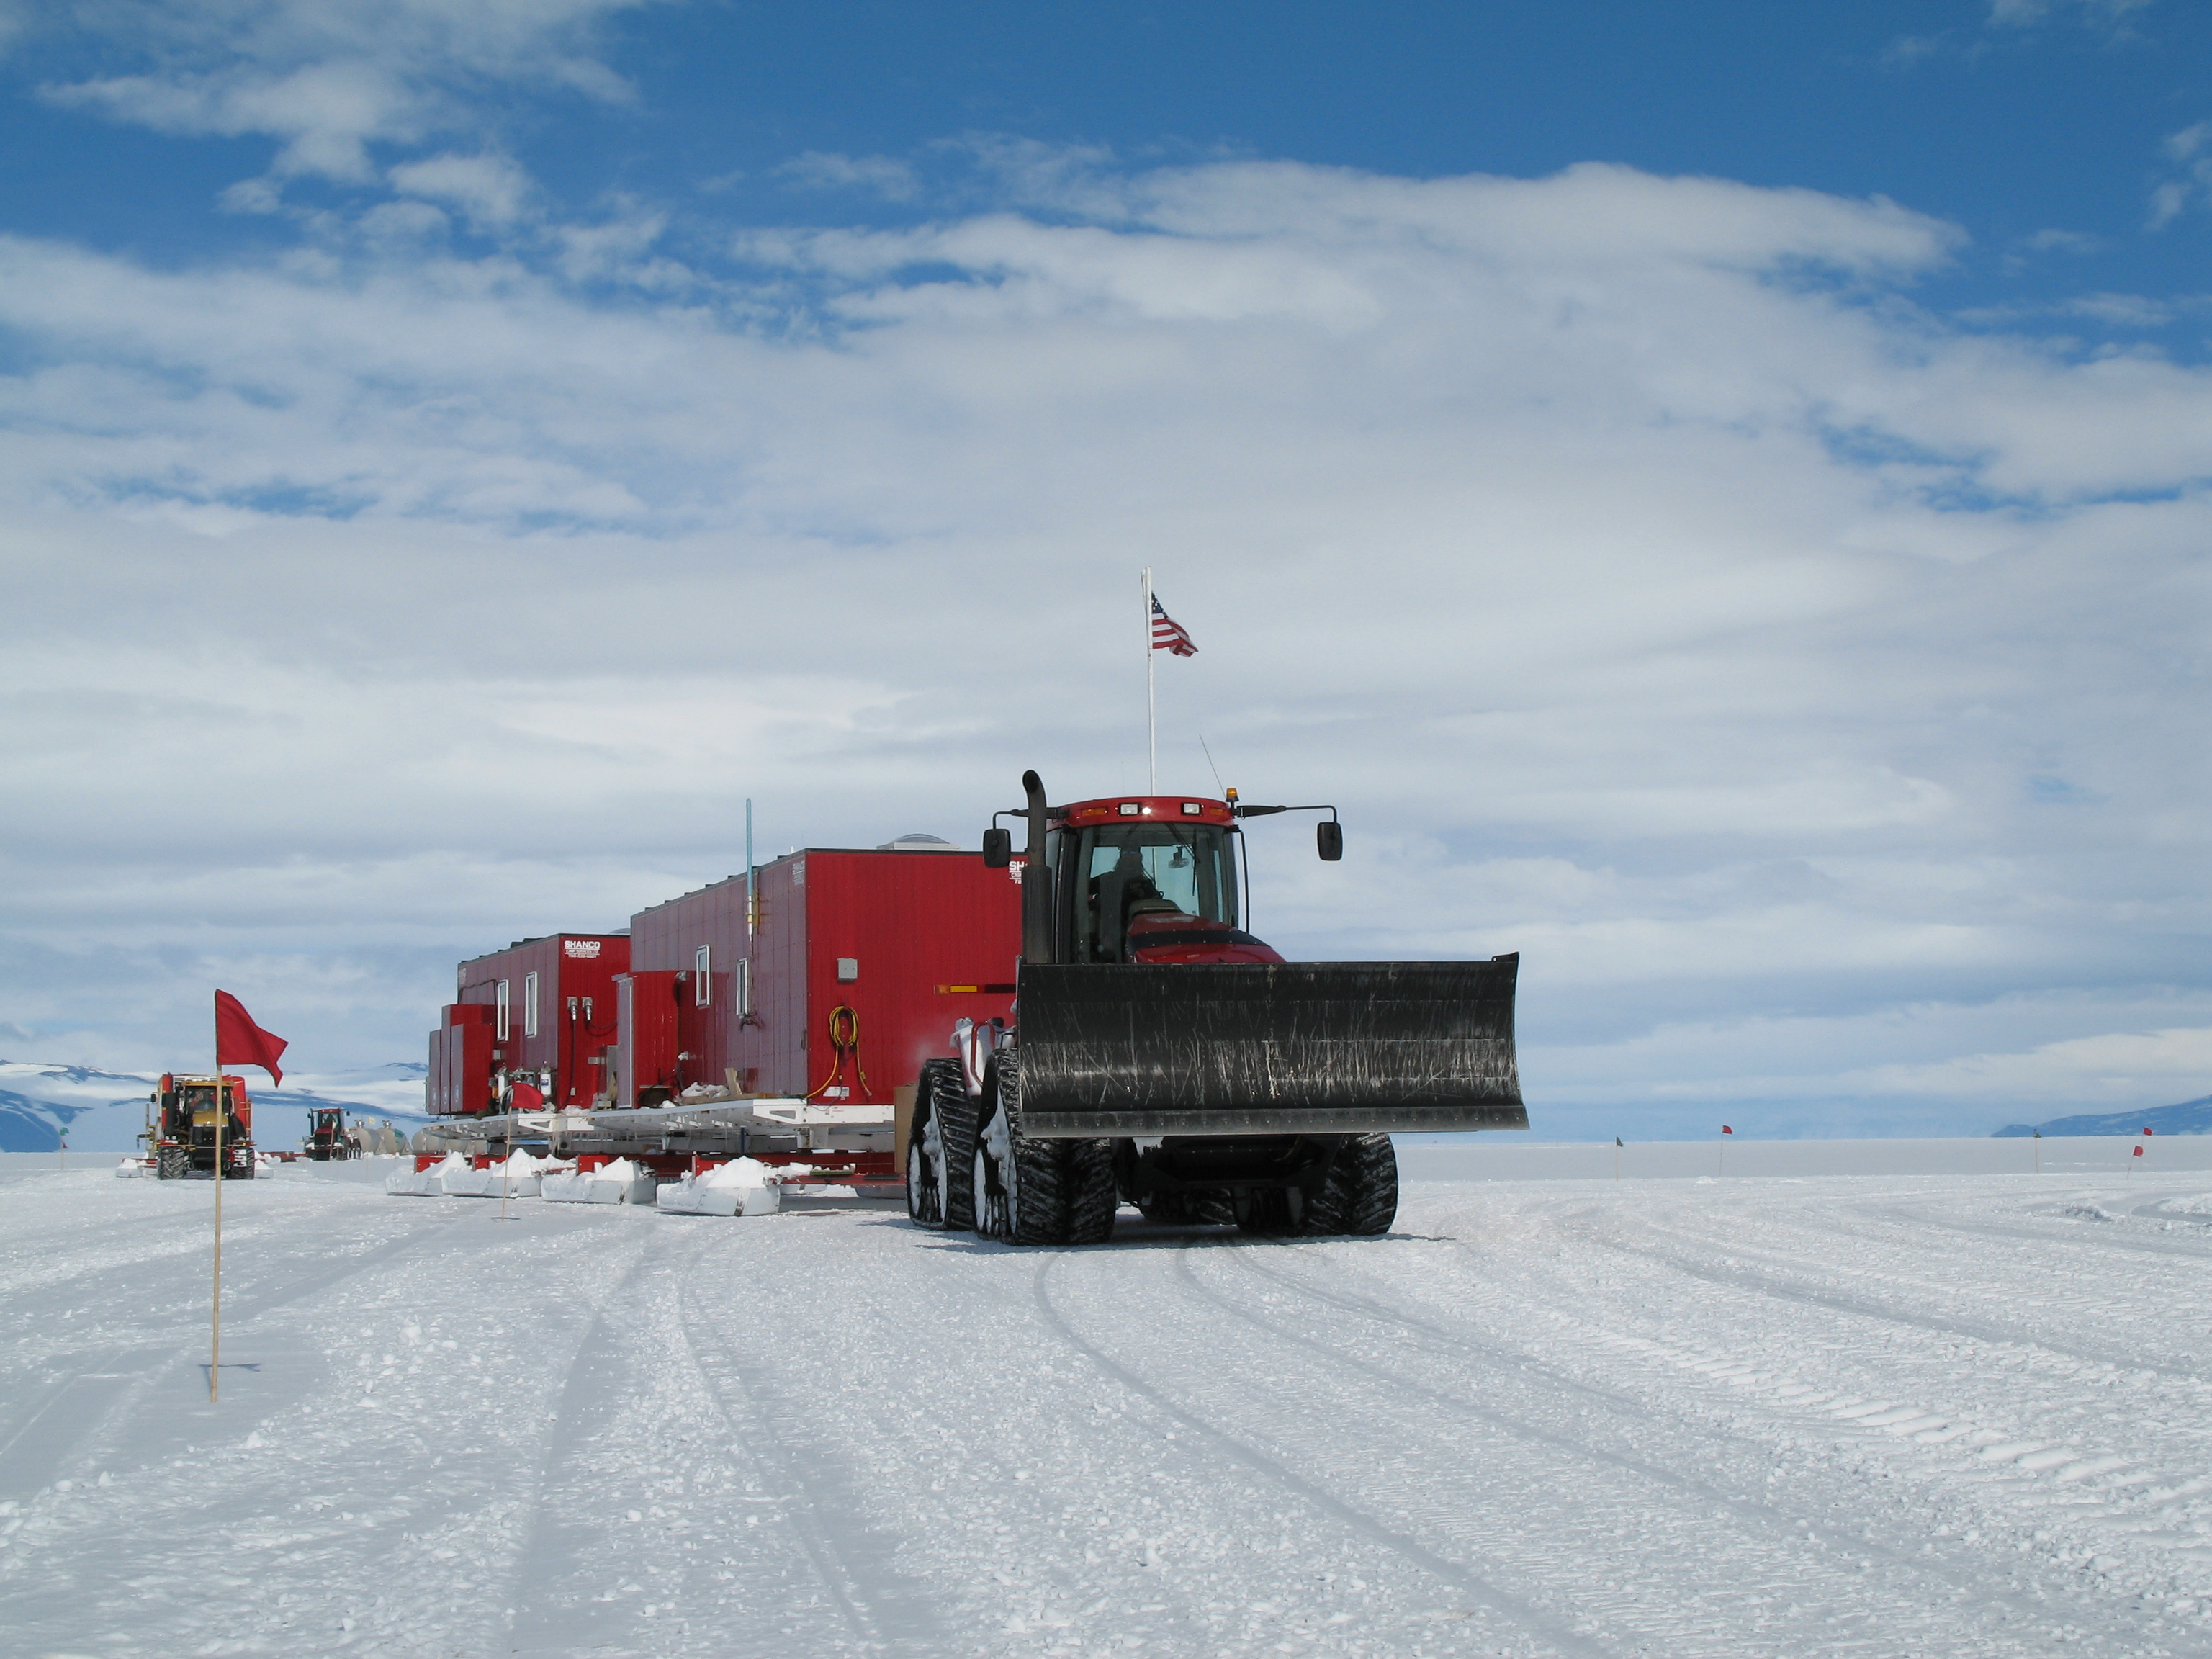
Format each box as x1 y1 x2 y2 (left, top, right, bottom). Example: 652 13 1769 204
1150 594 1197 657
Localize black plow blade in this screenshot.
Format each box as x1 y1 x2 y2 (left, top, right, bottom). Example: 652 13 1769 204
1014 956 1527 1137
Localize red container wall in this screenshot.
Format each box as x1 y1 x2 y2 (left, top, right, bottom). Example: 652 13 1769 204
446 1022 493 1115
728 856 809 1095
800 851 1022 1104
617 970 681 1107
630 865 792 1094
628 848 1020 1105
454 934 629 1107
547 938 626 1105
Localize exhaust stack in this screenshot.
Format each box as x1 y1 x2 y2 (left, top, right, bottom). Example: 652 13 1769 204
1019 769 1055 968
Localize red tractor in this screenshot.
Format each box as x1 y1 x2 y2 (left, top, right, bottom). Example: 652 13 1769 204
906 772 1524 1244
302 1106 356 1161
151 1073 257 1180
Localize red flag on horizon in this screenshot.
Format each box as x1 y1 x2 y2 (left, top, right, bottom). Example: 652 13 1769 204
215 991 287 1087
2144 1127 2154 1136
2133 1145 2144 1157
1722 1125 1734 1135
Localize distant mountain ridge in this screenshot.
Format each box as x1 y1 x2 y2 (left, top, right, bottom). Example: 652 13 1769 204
0 1059 430 1153
1993 1095 2212 1138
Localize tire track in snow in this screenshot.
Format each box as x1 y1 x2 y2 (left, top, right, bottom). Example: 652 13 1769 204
678 1228 946 1656
1894 1207 2212 1264
504 1225 675 1655
1577 1215 2208 1381
1204 1238 2147 1655
1 1197 485 1496
1396 1190 2212 1644
1033 1246 1611 1659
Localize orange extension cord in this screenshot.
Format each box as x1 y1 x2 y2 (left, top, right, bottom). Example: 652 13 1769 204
804 1003 869 1100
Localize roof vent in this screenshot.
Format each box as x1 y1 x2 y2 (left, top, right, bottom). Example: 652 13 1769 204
878 832 959 851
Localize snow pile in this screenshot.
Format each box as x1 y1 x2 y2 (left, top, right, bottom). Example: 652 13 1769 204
446 1149 568 1198
655 1156 781 1217
112 1157 150 1179
439 1155 495 1197
386 1152 464 1196
386 1150 574 1197
542 1157 657 1205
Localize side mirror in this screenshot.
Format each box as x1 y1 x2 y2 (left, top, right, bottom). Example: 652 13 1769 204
1316 821 1342 862
981 827 1012 868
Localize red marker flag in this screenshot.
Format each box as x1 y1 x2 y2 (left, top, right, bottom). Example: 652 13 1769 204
214 991 287 1087
1722 1125 1734 1135
2143 1127 2154 1136
2133 1145 2144 1158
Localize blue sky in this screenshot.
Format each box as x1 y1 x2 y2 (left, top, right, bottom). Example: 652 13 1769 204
6 1 2206 326
0 0 2207 1137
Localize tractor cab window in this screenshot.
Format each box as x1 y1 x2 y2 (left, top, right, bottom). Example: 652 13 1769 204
1063 824 1238 963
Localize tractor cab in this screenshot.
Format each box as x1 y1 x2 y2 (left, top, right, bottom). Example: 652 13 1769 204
1044 796 1282 966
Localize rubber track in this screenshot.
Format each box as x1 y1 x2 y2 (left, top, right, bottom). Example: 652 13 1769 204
1062 1139 1118 1244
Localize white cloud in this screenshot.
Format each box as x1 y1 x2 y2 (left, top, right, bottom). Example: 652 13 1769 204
776 151 922 202
389 150 535 230
2151 120 2212 227
1858 1025 2212 1102
0 156 2207 1130
2064 292 2172 326
1894 0 2155 63
1987 0 2155 28
37 0 650 186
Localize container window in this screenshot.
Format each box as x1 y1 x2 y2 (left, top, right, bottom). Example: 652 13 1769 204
523 971 540 1038
496 979 511 1040
734 957 752 1019
695 945 711 1007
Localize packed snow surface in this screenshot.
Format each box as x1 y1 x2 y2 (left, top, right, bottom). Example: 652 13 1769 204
3 1144 2210 1658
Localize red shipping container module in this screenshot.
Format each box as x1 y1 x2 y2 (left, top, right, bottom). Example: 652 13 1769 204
429 933 630 1115
626 840 1021 1105
616 970 681 1108
428 1014 494 1116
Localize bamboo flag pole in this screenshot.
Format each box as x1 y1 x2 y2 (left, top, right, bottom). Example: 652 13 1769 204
207 990 287 1407
210 1003 225 1403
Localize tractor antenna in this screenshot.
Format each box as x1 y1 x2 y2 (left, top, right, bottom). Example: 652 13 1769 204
1198 734 1226 798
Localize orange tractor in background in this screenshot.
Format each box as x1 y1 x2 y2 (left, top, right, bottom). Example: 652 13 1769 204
150 1073 256 1179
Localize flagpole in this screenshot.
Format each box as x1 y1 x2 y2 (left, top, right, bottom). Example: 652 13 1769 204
1142 567 1156 792
210 994 224 1403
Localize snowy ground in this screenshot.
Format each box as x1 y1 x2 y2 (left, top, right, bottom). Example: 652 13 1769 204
4 1146 2210 1658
